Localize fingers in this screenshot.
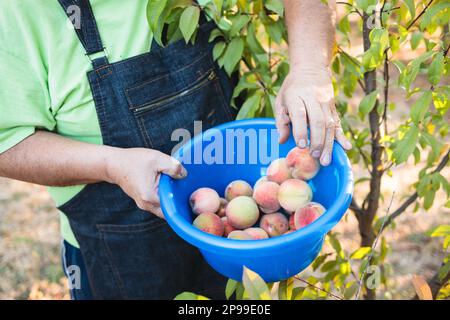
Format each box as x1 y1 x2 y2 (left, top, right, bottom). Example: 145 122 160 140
156 153 187 179
335 128 352 150
135 200 165 219
320 105 336 166
275 96 291 144
303 98 325 159
284 95 308 149
331 107 352 150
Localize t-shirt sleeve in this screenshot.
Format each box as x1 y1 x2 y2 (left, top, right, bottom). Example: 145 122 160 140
0 49 55 154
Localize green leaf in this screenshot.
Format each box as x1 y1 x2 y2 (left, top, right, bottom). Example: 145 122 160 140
265 20 284 44
438 260 450 281
428 52 444 85
356 0 377 13
400 51 434 92
225 279 238 299
411 91 432 125
278 278 294 300
242 266 272 300
236 92 262 119
213 41 226 61
223 37 244 75
209 28 223 42
320 260 337 272
174 292 210 300
420 2 450 31
350 247 372 259
358 90 379 118
265 0 284 16
246 23 265 54
311 254 329 271
404 0 416 20
179 6 200 43
344 281 358 300
229 15 251 36
146 0 168 32
429 225 450 237
410 32 423 50
229 15 251 37
392 125 419 164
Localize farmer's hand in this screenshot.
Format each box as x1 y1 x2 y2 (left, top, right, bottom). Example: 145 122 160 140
106 148 187 218
275 67 352 166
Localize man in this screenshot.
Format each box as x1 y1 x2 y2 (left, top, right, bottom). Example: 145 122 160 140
0 0 351 299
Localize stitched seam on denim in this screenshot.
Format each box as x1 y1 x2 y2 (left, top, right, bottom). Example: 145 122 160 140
112 37 209 68
99 231 128 298
213 79 234 120
84 0 104 54
125 53 213 105
96 66 113 79
96 220 166 233
132 72 214 116
93 75 111 144
137 117 153 149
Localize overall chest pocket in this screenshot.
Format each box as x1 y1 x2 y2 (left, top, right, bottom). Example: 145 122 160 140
125 55 235 155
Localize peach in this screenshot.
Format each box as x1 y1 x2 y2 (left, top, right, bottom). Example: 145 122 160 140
278 179 312 212
286 147 320 180
227 230 253 240
189 187 220 215
216 198 228 217
260 213 289 237
221 216 236 236
266 158 292 184
289 214 296 230
226 196 259 229
224 180 253 201
193 213 224 236
253 180 280 213
294 202 326 230
244 227 269 240
253 176 268 190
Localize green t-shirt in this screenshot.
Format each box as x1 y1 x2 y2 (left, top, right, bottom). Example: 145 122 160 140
0 0 153 248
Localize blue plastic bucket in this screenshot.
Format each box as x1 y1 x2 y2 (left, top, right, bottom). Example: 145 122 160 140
159 118 353 282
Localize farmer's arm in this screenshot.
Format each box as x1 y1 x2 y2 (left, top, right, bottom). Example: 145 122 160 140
0 131 186 218
276 0 351 166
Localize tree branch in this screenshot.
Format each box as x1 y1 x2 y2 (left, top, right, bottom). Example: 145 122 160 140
337 47 366 92
379 150 449 234
346 126 371 172
406 0 434 30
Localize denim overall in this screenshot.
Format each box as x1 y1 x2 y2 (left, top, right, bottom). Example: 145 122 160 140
57 0 236 299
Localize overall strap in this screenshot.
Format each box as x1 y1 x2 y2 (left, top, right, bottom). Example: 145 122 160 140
58 0 109 68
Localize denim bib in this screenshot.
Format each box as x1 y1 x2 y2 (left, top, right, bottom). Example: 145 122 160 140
57 0 236 299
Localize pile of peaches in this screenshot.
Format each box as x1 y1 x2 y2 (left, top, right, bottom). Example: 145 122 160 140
189 147 326 240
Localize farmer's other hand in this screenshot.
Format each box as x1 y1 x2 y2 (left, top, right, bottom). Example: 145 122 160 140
275 67 352 166
105 148 187 218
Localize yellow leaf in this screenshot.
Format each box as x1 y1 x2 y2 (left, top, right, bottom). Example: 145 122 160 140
412 275 432 300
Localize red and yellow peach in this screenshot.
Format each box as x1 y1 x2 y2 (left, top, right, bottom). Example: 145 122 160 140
193 213 224 236
278 179 312 212
286 147 320 180
189 187 221 215
225 196 260 229
224 180 253 201
253 180 280 214
260 213 289 237
266 158 292 184
244 227 269 240
293 202 326 230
